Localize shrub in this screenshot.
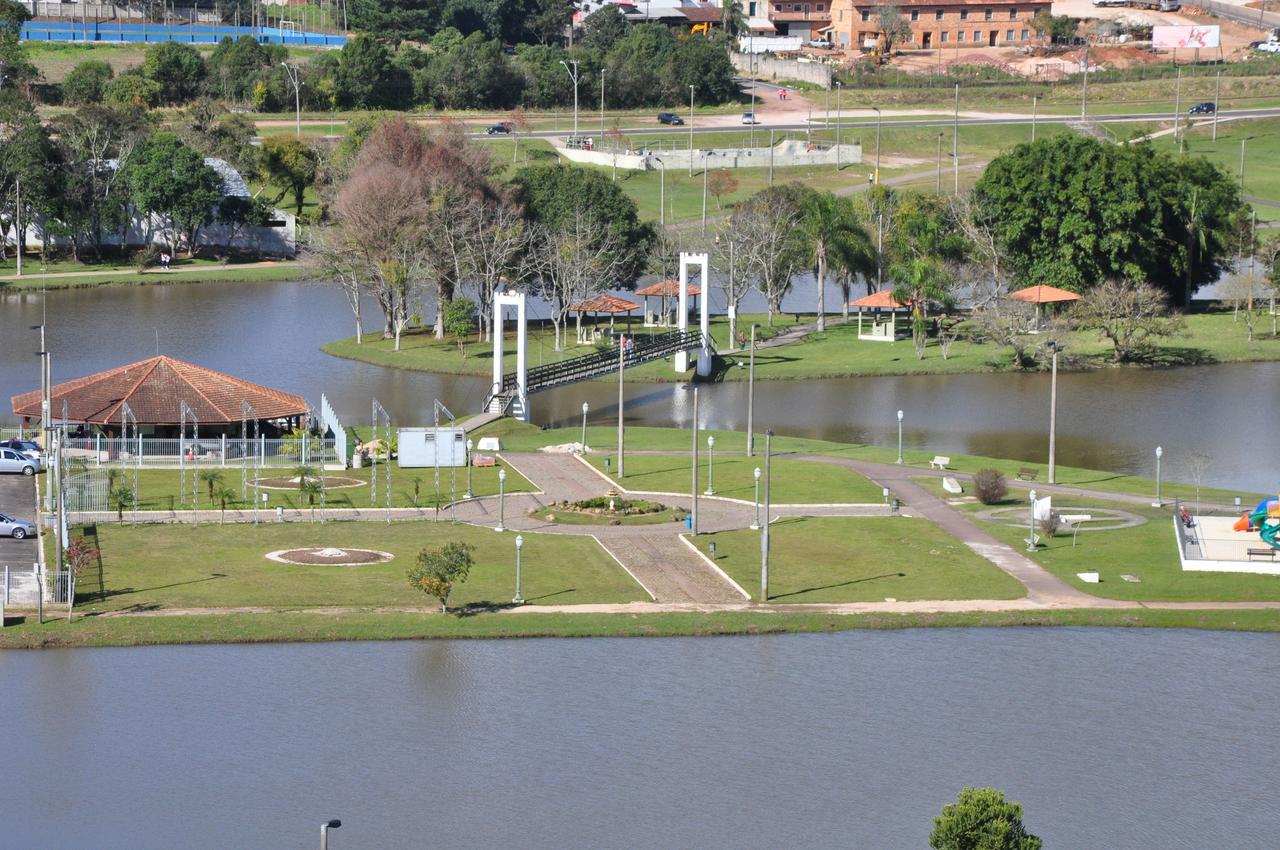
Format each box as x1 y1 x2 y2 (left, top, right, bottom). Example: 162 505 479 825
1039 511 1061 539
972 468 1008 505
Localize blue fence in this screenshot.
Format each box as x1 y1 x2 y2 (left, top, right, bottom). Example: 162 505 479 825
21 21 347 46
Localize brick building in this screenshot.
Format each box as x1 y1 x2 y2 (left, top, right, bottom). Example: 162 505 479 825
828 0 1051 51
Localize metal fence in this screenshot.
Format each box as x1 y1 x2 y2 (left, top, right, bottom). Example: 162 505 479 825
0 430 338 468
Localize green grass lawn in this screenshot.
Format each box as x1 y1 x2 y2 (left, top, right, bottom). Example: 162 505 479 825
1149 118 1280 203
694 515 1025 603
964 496 1280 603
69 521 647 612
113 461 533 512
584 452 885 503
0 258 309 290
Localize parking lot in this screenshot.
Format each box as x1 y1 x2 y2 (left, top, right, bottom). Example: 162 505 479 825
0 472 39 571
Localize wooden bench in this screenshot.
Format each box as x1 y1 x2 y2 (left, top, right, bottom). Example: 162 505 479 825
471 454 497 468
1017 467 1039 481
929 456 951 470
1247 548 1277 562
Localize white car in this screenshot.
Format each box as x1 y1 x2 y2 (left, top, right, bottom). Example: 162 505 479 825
0 446 40 475
0 512 37 540
742 111 760 125
1257 41 1280 53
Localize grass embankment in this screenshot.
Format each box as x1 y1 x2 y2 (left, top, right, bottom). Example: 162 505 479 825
1149 118 1280 207
66 522 647 613
694 516 1026 603
0 257 309 290
5 607 1280 649
325 311 1280 384
120 461 532 512
582 453 887 503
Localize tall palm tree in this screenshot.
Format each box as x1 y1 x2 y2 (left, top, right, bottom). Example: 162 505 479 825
799 191 873 332
890 256 952 359
198 469 223 508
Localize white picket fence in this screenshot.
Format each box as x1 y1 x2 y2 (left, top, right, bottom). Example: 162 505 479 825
1 429 337 468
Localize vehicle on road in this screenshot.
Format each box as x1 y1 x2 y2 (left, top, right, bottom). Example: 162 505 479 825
0 447 40 475
741 111 760 125
657 112 684 125
0 438 42 460
486 122 513 135
1188 102 1216 115
1257 41 1280 54
0 512 36 540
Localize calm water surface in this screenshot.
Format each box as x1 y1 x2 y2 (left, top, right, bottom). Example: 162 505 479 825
2 629 1279 849
1 281 1274 491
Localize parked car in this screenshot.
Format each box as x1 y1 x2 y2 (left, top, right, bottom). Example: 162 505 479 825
741 111 760 125
0 438 42 460
0 446 40 475
1188 102 1216 115
657 112 684 125
0 512 36 540
1257 41 1280 53
486 122 513 135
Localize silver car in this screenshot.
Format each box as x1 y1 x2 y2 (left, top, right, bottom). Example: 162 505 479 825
0 512 36 539
0 447 40 475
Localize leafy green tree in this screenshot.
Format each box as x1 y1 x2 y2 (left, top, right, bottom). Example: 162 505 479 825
581 5 628 52
198 469 224 507
348 0 442 42
604 24 675 108
123 131 223 254
62 60 114 105
407 541 475 612
207 35 271 101
891 256 952 359
528 0 574 45
975 134 1245 304
797 189 874 332
259 136 319 216
1031 11 1078 43
109 485 135 522
428 31 522 110
142 42 206 104
512 164 652 280
335 34 399 109
213 483 237 523
103 73 162 109
443 296 478 355
292 464 317 492
0 105 61 260
930 787 1042 850
662 35 737 105
0 0 34 95
875 5 913 53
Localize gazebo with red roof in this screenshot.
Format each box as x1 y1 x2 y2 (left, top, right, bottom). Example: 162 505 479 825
11 355 310 437
1008 284 1082 329
636 279 701 328
849 290 909 342
569 294 641 342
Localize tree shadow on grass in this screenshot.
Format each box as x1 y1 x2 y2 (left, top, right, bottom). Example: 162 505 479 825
92 573 226 602
451 588 577 617
770 572 908 600
1124 346 1218 367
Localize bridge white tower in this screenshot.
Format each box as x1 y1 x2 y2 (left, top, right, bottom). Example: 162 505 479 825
491 289 529 422
676 251 711 376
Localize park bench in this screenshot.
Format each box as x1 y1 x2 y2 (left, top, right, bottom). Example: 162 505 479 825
1017 468 1039 481
472 454 497 468
929 456 951 470
1247 548 1277 562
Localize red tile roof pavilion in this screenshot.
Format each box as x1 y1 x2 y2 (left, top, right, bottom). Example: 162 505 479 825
11 355 309 426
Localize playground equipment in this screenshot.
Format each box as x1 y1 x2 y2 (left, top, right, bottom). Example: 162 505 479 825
1233 497 1280 549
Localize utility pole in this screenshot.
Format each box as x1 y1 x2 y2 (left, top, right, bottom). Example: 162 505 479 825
871 103 880 182
1046 341 1063 484
836 81 844 171
952 83 959 193
701 151 709 236
935 133 943 194
746 324 756 457
691 386 699 535
1031 95 1038 142
1174 66 1183 155
655 157 666 227
688 85 695 176
768 128 775 185
281 62 303 138
876 213 884 292
760 429 773 602
600 67 605 139
1240 137 1248 190
1080 44 1090 120
617 340 625 477
559 59 580 140
1212 70 1221 141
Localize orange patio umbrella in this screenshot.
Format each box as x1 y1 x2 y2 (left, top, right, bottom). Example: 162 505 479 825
1008 285 1081 329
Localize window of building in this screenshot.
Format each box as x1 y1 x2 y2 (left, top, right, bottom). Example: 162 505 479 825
1009 8 1018 19
861 9 870 20
749 1 757 14
941 30 949 41
974 29 982 41
816 3 824 9
1006 28 1014 39
838 10 844 20
984 8 993 20
911 9 919 20
957 30 966 41
960 9 969 19
935 9 944 19
1021 28 1029 39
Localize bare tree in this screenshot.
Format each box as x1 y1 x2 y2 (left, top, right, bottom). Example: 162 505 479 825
875 5 914 53
460 193 532 343
313 228 366 344
713 217 754 346
530 210 629 351
950 191 1012 310
1071 279 1184 363
736 192 805 326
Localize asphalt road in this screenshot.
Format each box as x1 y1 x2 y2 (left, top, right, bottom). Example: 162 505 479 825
0 473 39 571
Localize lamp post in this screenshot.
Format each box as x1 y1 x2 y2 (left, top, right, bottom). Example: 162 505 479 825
496 467 507 532
559 59 580 140
836 81 845 171
580 401 589 452
513 534 524 604
617 335 625 477
705 435 715 496
701 150 712 235
655 156 666 226
896 409 904 464
870 103 880 182
464 438 473 498
688 84 695 175
935 132 943 194
751 466 761 530
320 820 341 850
1240 136 1250 190
1045 340 1063 484
281 62 303 138
746 323 756 457
1031 94 1038 142
761 430 773 602
600 67 606 139
1212 69 1221 141
1153 446 1163 508
952 82 960 193
1027 489 1037 552
691 386 699 534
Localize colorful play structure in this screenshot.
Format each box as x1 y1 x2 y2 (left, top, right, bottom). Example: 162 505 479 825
1233 496 1280 549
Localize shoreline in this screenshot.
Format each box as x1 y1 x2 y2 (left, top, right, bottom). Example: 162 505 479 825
0 262 313 292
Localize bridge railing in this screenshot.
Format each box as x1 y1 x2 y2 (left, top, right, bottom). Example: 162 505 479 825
501 331 702 394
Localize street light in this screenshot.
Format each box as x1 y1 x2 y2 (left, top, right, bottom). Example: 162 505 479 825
496 467 507 532
513 534 525 604
896 409 904 464
600 67 606 139
701 150 713 235
1031 94 1038 142
751 466 762 529
1153 446 1163 508
580 401 589 452
870 103 880 183
654 156 666 226
281 62 303 138
835 81 845 171
1027 489 1038 552
464 438 473 498
320 820 341 850
705 435 715 496
761 429 773 601
690 386 699 534
1045 340 1064 484
559 59 580 140
746 323 757 457
688 84 695 175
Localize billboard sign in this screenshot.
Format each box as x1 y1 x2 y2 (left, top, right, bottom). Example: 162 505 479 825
1152 25 1221 49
